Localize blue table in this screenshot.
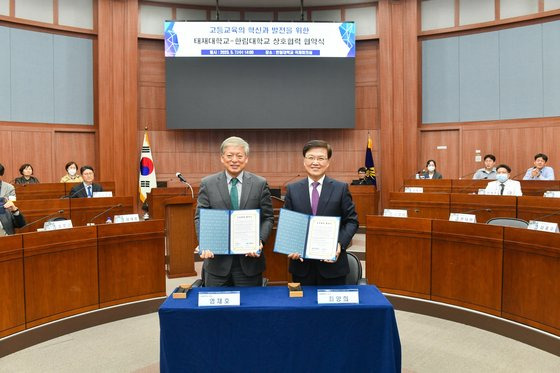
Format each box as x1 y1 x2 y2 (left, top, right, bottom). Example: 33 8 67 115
159 285 401 373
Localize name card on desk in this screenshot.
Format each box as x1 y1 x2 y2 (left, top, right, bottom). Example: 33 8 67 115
477 189 487 195
317 289 359 304
528 221 559 233
449 213 477 223
404 187 423 193
543 191 560 198
198 291 240 307
43 220 73 231
383 209 408 218
114 214 140 223
93 191 113 198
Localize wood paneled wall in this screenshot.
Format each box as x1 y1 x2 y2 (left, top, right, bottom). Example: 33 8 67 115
1 0 560 211
137 39 381 188
0 124 95 184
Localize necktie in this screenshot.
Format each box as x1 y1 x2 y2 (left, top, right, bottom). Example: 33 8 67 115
311 181 320 215
230 178 239 210
500 183 505 195
87 185 93 198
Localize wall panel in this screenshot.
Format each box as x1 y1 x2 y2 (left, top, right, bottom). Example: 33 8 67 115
498 127 543 177
54 131 96 179
419 130 460 179
11 131 54 183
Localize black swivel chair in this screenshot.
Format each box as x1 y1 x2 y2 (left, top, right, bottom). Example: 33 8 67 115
345 252 367 285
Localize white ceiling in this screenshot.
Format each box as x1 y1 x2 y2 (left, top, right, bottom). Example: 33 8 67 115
146 0 374 8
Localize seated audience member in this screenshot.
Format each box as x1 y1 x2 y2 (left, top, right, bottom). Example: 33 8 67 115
0 198 26 235
473 154 497 180
69 166 103 198
485 164 522 196
523 153 555 180
420 159 443 179
0 163 16 199
351 167 375 185
60 161 83 183
14 163 40 184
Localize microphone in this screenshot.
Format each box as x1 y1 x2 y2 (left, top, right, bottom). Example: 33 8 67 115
22 210 65 229
397 172 424 192
455 179 488 194
456 208 492 214
176 172 194 198
282 174 301 187
459 171 476 180
60 184 85 199
532 209 560 221
87 203 123 224
510 170 527 180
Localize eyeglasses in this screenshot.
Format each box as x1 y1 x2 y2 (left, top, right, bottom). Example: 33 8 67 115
305 156 328 163
223 154 246 161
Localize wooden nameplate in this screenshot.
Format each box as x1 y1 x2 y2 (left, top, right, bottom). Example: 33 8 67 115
172 283 192 299
288 282 303 298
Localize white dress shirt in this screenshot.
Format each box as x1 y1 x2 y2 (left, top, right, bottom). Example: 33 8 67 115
485 179 522 196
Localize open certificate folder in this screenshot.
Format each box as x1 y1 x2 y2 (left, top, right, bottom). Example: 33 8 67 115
274 208 340 261
199 209 260 255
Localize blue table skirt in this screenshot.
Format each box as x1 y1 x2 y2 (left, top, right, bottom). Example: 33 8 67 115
159 285 401 373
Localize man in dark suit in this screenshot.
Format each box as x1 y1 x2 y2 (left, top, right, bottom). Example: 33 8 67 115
284 140 359 285
194 136 274 287
0 198 26 235
69 166 103 198
351 167 375 185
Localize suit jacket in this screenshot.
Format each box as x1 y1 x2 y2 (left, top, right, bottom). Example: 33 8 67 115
284 176 359 278
485 179 522 196
194 171 274 277
0 210 26 235
0 181 16 199
420 171 443 179
69 183 103 198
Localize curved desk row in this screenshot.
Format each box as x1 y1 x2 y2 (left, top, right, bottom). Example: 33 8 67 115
403 179 560 195
390 192 560 224
0 220 165 346
15 196 133 233
14 181 116 200
366 216 560 342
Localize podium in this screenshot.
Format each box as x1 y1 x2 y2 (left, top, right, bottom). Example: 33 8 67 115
0 235 24 338
164 196 197 278
349 185 379 227
146 187 187 220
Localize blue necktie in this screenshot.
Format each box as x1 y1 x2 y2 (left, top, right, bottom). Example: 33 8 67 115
87 185 93 198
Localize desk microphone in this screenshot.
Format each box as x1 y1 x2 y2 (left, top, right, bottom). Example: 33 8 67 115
532 209 560 221
510 170 527 180
459 171 476 180
87 203 122 224
282 174 301 186
397 172 423 192
176 172 194 198
456 179 488 194
60 184 85 199
22 210 65 229
456 208 492 214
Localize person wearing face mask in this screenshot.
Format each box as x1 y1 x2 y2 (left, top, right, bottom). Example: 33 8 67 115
484 164 522 196
60 161 83 183
420 159 443 179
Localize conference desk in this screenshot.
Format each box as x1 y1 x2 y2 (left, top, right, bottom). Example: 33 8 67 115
14 181 116 200
366 215 560 337
404 179 560 196
159 285 401 373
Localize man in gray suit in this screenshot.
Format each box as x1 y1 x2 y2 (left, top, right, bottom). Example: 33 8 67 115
0 163 16 200
195 137 274 287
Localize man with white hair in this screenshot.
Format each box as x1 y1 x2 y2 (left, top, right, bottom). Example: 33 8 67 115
194 136 274 287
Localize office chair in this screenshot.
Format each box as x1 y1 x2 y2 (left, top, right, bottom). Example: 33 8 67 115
192 264 268 287
345 251 367 285
486 217 529 228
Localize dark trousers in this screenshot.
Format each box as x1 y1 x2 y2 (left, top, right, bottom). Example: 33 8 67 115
292 260 346 286
204 256 262 287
